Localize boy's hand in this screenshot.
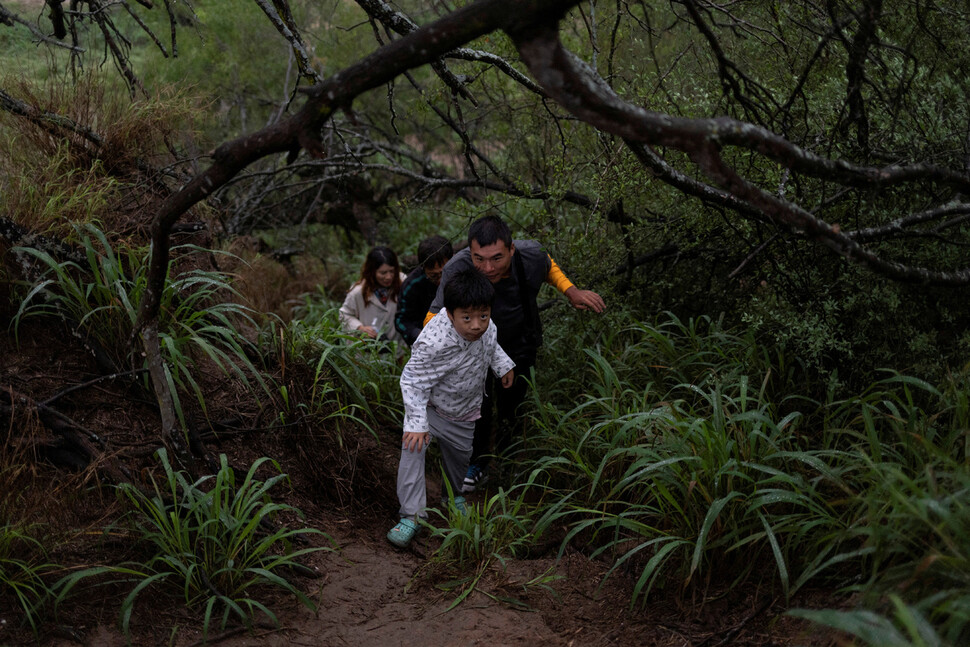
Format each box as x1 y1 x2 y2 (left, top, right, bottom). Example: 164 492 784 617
500 369 514 388
402 431 429 453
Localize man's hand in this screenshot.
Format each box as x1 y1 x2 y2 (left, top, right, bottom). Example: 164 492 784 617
564 286 605 313
500 369 515 388
402 431 429 453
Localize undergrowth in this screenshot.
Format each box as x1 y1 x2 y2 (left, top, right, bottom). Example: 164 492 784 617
57 450 332 640
421 313 970 645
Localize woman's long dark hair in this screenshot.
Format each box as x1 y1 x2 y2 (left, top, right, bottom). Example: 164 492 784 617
356 246 402 302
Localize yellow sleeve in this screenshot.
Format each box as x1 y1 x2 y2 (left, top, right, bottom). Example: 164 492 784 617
423 310 435 327
546 255 575 294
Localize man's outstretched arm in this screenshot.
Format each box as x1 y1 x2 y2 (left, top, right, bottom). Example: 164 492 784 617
547 256 605 313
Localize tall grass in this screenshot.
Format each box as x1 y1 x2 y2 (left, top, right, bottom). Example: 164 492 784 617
505 312 969 641
11 224 268 428
268 293 404 435
0 73 198 237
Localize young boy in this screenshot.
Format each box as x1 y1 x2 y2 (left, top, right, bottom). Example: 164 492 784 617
387 268 515 548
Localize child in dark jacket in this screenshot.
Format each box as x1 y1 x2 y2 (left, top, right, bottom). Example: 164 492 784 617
394 235 454 346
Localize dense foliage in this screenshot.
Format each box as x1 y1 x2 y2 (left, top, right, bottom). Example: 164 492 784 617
2 0 970 644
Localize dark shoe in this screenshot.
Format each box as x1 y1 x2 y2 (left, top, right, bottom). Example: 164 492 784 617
461 464 488 493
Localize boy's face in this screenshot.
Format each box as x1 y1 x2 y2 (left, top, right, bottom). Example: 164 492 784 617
447 306 491 342
424 261 447 286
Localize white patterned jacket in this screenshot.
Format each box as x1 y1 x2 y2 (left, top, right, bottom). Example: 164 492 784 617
400 309 515 435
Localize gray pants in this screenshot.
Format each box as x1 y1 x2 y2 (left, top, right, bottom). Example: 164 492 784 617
397 406 474 518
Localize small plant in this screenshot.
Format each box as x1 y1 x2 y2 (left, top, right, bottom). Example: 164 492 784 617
422 478 553 609
0 524 58 635
72 449 333 638
429 487 535 570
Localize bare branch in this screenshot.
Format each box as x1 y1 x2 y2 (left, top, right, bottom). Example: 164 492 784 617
849 202 970 244
253 0 321 82
508 17 970 285
0 2 84 51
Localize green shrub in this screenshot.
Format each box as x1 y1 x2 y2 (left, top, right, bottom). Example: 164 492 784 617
58 450 333 639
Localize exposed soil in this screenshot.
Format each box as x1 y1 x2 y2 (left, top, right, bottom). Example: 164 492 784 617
0 261 841 647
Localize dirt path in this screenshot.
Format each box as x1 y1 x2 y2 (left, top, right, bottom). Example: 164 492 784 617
1 329 832 647
37 507 829 647
41 518 646 647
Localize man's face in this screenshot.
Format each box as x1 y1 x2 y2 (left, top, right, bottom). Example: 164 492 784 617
425 261 446 286
447 306 491 342
469 240 514 283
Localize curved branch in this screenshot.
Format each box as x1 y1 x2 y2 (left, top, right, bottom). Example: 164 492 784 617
508 19 970 285
509 22 970 194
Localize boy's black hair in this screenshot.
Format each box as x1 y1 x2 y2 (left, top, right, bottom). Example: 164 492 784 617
468 215 512 249
417 235 454 269
443 268 495 311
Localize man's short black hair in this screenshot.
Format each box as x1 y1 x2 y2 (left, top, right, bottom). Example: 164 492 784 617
468 215 512 249
443 268 495 311
417 235 454 269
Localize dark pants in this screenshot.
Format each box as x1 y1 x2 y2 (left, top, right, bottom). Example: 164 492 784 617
471 358 535 468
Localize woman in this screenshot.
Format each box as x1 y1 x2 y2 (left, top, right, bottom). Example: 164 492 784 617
339 246 407 346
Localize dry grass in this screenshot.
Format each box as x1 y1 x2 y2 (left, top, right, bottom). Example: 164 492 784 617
0 72 202 240
222 239 344 323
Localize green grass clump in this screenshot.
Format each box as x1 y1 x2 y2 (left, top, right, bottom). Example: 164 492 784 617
423 478 562 610
12 224 268 428
59 450 332 639
0 524 59 635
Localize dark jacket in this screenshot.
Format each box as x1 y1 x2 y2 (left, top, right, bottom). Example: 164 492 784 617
395 266 438 346
429 239 550 366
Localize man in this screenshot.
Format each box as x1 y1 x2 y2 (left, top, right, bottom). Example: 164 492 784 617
426 215 605 492
395 235 454 346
